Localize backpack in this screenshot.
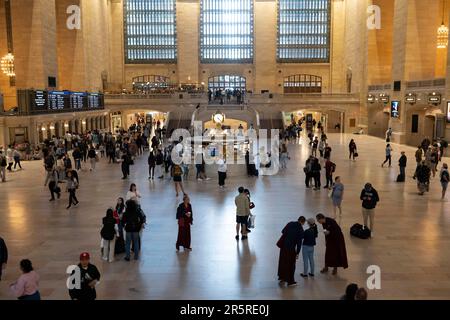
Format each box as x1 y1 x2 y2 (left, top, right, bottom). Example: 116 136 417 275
125 212 142 232
101 220 116 241
45 156 54 170
173 165 182 176
0 156 6 167
331 162 336 173
350 223 371 239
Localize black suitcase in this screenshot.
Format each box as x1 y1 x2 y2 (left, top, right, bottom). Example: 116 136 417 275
350 223 371 239
114 236 125 254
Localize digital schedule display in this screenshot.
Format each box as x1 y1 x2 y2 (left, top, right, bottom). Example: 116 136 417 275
48 91 70 111
391 101 400 118
70 92 88 110
27 90 104 114
32 90 48 112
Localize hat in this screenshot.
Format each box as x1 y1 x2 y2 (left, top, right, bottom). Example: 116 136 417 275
307 218 316 225
80 252 90 260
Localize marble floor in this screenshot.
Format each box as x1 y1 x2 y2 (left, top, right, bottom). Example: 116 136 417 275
1 133 450 300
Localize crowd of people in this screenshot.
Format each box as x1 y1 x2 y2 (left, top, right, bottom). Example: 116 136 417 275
2 116 450 301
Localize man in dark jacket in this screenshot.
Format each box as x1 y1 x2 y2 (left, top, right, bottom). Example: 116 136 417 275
277 217 304 286
122 200 145 261
68 252 100 300
0 236 7 281
398 151 407 182
360 183 380 235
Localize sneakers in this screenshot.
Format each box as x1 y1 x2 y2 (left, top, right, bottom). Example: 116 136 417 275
300 273 308 278
287 282 297 287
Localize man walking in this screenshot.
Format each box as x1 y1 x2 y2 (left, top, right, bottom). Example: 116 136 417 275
235 187 250 240
68 252 101 300
360 183 380 235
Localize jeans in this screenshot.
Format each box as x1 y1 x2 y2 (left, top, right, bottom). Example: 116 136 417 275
125 231 140 259
75 159 81 170
325 174 333 188
149 165 155 178
68 189 78 207
13 157 22 169
302 245 315 275
382 155 392 166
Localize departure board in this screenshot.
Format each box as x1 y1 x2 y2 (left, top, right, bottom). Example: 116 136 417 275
70 92 88 110
48 91 70 111
32 90 48 112
24 89 104 114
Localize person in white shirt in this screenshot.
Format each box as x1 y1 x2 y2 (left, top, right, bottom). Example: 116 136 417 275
6 146 14 171
126 183 141 204
217 157 227 188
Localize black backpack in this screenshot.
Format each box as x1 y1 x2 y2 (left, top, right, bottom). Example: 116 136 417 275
350 223 371 239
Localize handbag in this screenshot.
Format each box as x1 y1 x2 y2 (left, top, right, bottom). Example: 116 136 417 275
328 189 333 198
248 214 256 229
276 234 285 248
354 152 359 158
249 202 255 209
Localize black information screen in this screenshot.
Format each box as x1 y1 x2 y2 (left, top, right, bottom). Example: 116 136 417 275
88 93 104 109
32 90 48 112
48 91 70 111
70 92 88 110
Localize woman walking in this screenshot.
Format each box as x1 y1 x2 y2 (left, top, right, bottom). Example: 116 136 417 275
176 194 193 251
126 183 141 203
66 170 79 209
9 259 40 300
349 139 357 160
100 209 119 262
331 176 344 219
148 150 156 180
440 163 449 200
381 144 393 167
300 218 318 278
88 146 97 171
172 164 186 197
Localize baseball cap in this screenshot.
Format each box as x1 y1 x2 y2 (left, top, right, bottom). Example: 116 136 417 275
80 252 90 260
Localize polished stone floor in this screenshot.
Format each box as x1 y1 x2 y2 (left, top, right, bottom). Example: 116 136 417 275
1 133 450 300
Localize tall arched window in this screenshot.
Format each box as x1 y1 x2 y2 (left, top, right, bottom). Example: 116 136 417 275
277 0 331 63
208 75 246 90
284 74 322 93
124 0 177 63
200 0 254 63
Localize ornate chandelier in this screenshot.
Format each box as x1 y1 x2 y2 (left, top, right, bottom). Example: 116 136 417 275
1 52 15 77
437 1 448 49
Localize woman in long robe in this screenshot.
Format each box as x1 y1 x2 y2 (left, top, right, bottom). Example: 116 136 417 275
176 195 193 251
277 218 304 286
316 214 348 275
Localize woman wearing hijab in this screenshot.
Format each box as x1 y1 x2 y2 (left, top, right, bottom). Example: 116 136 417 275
176 194 193 252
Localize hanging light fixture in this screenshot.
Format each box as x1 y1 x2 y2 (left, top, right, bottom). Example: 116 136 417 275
437 0 449 48
1 52 15 77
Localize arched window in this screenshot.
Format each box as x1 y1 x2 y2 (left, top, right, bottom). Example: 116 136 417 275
132 75 172 93
208 75 246 91
284 74 322 93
